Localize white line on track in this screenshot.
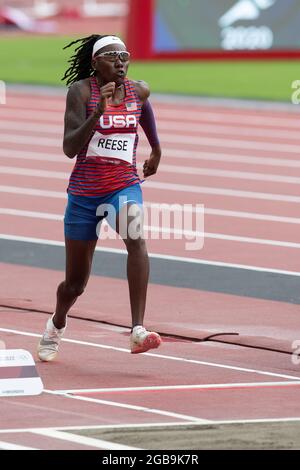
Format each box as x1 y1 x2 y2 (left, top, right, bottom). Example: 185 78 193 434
3 101 300 129
2 117 300 141
1 208 299 248
1 233 300 276
2 204 300 225
2 163 300 185
0 326 299 382
0 440 38 450
2 146 300 169
29 429 139 450
157 109 300 130
53 381 300 394
1 129 300 154
1 181 299 204
44 390 208 423
147 181 300 203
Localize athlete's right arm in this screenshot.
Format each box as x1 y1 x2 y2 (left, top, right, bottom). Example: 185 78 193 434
63 81 115 159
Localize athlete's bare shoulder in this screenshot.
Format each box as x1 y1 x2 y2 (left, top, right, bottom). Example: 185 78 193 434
132 80 150 103
67 78 91 105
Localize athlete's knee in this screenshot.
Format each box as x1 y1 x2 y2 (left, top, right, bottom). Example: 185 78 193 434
62 280 87 298
125 237 147 255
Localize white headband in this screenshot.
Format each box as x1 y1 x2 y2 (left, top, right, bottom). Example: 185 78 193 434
92 36 126 57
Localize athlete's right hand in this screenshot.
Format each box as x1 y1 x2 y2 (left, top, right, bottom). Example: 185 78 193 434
94 82 116 116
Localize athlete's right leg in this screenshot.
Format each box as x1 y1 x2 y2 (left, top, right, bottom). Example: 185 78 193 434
53 237 98 329
37 237 97 361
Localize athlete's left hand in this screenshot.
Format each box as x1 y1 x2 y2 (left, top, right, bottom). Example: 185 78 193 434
143 147 161 178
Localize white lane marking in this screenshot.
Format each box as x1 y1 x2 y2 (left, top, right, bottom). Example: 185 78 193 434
2 164 300 185
0 326 299 382
2 146 300 169
155 108 300 129
0 182 299 204
0 185 66 198
203 208 300 225
3 102 300 129
29 429 139 450
0 131 300 154
1 233 300 276
155 164 300 184
2 117 300 141
54 381 300 394
2 195 300 225
146 181 300 203
44 390 210 423
1 209 299 248
0 209 62 220
0 440 38 450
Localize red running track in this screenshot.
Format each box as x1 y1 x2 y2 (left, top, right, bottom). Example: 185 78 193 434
0 88 300 449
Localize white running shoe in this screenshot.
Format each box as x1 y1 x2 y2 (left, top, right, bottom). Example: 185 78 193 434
37 315 66 362
130 326 162 354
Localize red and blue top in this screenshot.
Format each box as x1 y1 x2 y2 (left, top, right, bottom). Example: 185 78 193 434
67 76 142 196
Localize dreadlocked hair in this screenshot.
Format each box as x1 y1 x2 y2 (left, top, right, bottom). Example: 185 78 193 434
61 34 108 87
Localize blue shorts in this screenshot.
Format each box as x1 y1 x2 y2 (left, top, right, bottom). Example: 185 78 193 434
64 183 143 241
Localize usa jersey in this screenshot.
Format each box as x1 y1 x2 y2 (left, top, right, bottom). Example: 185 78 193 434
67 76 142 196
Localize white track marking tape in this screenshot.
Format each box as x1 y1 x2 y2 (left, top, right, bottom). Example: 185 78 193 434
43 390 209 423
1 180 299 203
52 381 300 394
2 163 300 184
2 205 300 225
0 327 300 382
3 115 300 140
29 429 139 450
0 349 43 397
1 129 300 153
0 440 38 450
1 209 299 248
2 146 300 169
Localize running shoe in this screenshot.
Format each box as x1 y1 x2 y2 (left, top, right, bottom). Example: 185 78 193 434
37 315 66 362
130 326 162 354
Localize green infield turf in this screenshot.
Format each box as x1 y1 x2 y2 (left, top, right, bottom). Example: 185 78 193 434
0 36 298 101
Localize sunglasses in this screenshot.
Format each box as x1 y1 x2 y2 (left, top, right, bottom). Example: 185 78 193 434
94 51 131 62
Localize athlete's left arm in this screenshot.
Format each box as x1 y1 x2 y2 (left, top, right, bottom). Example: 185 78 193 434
134 80 162 178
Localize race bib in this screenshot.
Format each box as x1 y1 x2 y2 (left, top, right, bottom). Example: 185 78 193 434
86 131 135 164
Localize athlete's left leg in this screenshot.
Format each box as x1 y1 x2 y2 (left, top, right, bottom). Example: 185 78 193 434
116 202 149 327
115 202 161 353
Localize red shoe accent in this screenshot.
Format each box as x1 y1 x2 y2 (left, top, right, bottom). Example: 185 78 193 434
131 332 162 354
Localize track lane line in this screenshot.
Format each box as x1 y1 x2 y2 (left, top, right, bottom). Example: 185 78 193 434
2 117 300 141
3 205 300 225
44 390 209 423
3 101 300 129
1 233 300 276
2 146 300 169
53 381 300 394
1 183 299 203
0 326 299 381
0 440 38 450
1 209 299 248
29 429 139 450
2 164 300 185
1 131 300 154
